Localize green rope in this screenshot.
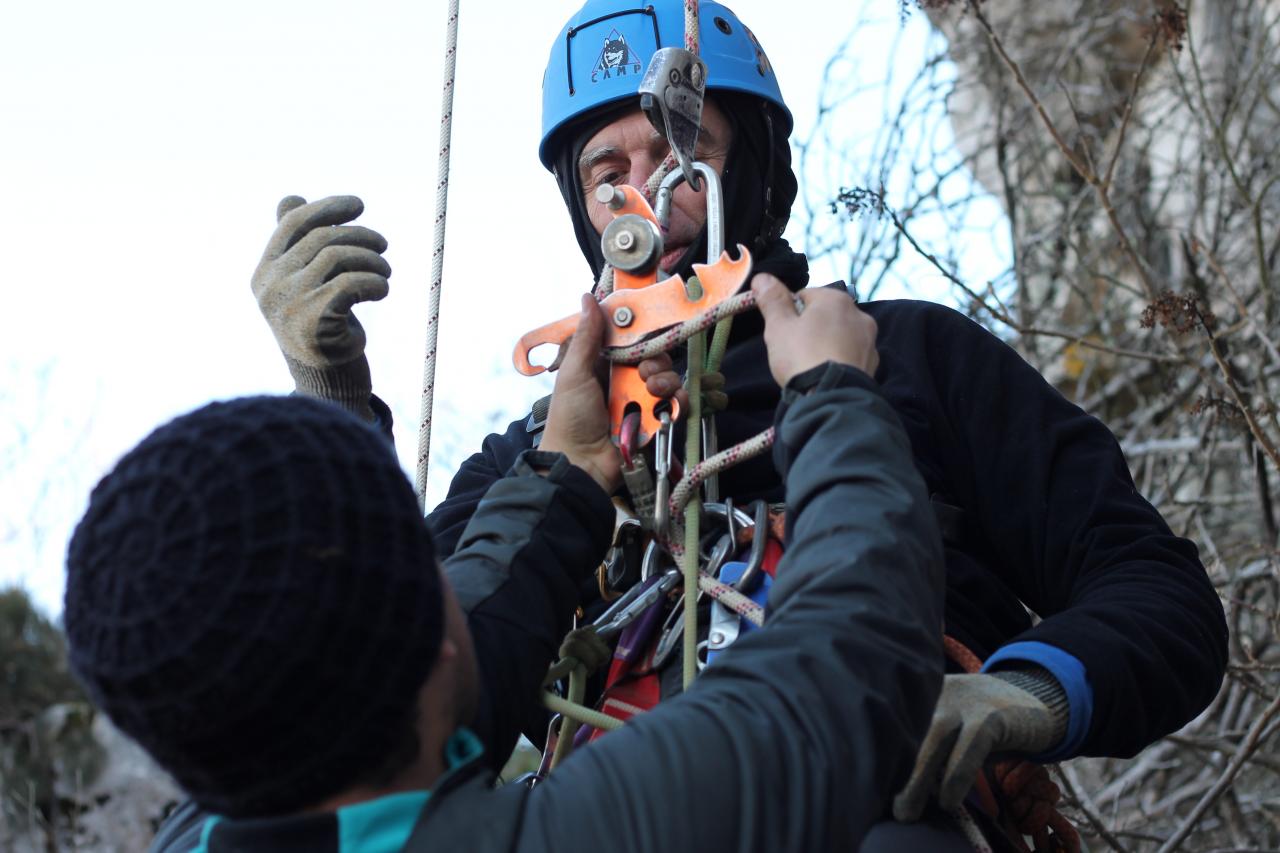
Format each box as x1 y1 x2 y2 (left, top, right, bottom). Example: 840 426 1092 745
542 690 625 733
705 316 733 374
549 665 587 769
543 657 578 687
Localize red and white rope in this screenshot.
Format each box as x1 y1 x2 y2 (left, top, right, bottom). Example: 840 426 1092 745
669 426 775 523
684 0 700 53
605 289 757 363
696 572 764 626
415 0 461 510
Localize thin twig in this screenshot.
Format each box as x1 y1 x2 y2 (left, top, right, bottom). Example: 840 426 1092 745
1056 764 1132 853
1156 690 1280 852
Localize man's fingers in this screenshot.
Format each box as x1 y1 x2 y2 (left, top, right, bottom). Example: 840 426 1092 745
281 225 389 269
751 273 797 328
320 272 391 316
266 195 365 259
643 369 683 399
637 352 675 381
311 244 392 283
892 715 960 823
558 294 605 380
276 195 307 223
672 387 689 413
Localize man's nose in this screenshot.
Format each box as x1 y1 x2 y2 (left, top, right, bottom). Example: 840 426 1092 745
628 155 661 189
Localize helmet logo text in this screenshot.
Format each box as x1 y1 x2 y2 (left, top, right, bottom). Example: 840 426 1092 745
592 30 643 83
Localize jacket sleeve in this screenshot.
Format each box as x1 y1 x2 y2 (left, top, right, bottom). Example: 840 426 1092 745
444 451 615 774
427 415 538 555
515 363 946 853
922 305 1228 757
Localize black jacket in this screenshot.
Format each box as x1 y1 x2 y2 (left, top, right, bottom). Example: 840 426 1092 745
430 298 1229 759
152 363 945 852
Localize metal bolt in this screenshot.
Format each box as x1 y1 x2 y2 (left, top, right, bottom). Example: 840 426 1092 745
614 231 635 251
613 306 635 327
709 631 725 646
595 184 626 210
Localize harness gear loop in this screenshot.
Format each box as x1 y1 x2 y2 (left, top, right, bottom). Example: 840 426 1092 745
414 0 462 510
944 636 1082 853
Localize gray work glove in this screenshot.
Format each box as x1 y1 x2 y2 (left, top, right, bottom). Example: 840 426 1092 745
893 669 1069 821
251 195 391 422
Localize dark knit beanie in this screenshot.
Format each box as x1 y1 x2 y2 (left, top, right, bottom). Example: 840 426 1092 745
64 395 443 817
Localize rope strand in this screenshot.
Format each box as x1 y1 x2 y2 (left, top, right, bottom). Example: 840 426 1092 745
415 0 461 510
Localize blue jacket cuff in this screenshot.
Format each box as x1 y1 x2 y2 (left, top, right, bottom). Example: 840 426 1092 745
983 641 1093 761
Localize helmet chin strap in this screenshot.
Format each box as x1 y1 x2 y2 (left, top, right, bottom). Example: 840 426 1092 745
758 104 781 246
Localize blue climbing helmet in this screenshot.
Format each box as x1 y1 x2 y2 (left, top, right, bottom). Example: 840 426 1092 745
539 0 792 169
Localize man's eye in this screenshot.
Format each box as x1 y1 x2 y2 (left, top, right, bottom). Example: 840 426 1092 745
586 171 623 193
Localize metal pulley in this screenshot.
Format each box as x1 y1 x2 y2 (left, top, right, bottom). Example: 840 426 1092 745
599 208 663 274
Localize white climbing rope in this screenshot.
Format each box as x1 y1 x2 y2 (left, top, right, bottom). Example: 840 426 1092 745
415 0 461 511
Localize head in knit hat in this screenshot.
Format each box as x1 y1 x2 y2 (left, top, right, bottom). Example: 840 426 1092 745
64 395 477 817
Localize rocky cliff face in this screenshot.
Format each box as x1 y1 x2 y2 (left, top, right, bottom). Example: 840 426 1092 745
1 589 179 851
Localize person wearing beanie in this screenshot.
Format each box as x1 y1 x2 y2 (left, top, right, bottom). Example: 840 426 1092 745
72 284 944 852
245 1 1226 849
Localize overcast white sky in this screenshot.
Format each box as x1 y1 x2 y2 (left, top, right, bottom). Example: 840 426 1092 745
1 1 990 616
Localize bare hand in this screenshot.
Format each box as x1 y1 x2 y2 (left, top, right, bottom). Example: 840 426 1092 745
541 296 685 493
751 274 879 386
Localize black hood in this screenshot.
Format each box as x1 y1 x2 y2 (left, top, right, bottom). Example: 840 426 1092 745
549 91 809 293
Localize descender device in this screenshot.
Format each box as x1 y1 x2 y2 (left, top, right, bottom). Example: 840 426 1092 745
512 46 751 453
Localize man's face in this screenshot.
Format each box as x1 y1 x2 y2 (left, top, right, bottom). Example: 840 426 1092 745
578 98 732 272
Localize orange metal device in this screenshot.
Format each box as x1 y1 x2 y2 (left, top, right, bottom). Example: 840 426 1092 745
513 185 752 448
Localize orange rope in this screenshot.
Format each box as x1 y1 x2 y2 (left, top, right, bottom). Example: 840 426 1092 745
943 635 1082 853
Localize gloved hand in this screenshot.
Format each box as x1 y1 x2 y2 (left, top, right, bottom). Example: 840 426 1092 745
252 195 391 422
893 669 1069 821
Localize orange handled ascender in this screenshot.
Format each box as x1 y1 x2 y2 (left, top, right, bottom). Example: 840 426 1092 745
513 184 752 448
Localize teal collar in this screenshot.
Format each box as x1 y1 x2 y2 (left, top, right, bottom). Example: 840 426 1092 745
193 728 487 853
335 727 485 851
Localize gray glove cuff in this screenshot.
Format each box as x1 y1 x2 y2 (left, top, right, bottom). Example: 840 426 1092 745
993 667 1070 745
285 354 375 423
